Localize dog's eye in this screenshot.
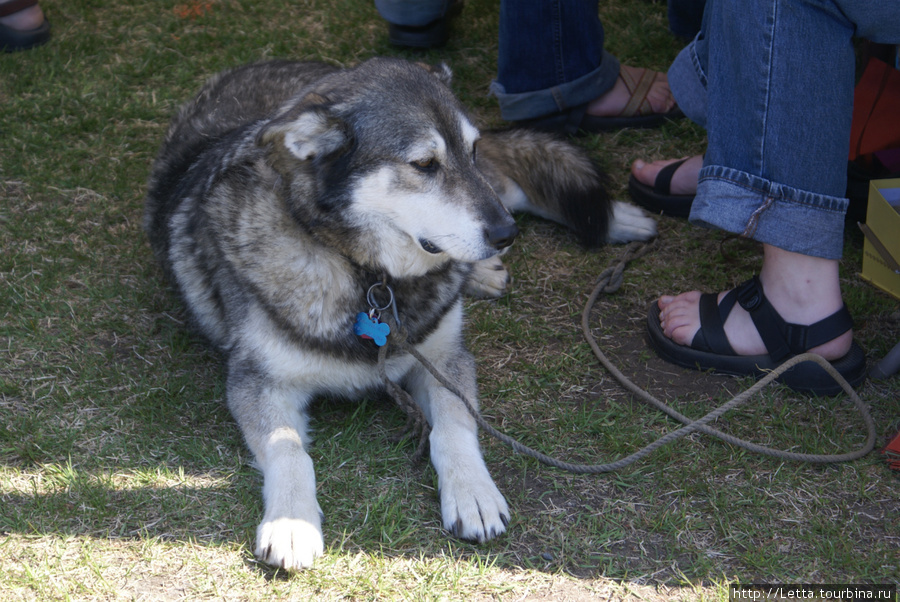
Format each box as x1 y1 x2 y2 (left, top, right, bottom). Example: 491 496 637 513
411 158 437 171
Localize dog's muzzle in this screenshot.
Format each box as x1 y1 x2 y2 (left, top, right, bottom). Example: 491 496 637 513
417 222 518 256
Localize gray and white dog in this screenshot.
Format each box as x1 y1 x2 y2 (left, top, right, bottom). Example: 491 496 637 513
145 58 655 570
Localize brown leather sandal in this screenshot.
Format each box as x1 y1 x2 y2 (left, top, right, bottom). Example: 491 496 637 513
514 67 684 135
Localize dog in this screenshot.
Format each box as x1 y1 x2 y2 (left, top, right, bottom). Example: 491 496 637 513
145 57 656 570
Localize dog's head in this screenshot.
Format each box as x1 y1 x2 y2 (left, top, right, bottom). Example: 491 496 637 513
256 58 518 276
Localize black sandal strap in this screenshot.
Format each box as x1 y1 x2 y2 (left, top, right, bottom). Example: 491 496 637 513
735 276 854 362
691 289 739 355
784 306 854 351
653 158 689 196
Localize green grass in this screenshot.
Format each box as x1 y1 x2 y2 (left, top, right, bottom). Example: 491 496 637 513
2 0 899 599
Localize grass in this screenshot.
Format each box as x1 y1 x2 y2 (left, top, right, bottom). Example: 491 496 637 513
2 0 899 599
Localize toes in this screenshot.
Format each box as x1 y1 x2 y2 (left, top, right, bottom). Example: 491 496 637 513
255 516 324 571
658 292 702 344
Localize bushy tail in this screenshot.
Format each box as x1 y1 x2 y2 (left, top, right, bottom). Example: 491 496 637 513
476 128 612 248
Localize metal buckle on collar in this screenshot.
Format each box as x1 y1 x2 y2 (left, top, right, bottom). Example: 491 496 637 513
735 278 763 312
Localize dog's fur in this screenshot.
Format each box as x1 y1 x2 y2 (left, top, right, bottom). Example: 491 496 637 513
145 57 655 570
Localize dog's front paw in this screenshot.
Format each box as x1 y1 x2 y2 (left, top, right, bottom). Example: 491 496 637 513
466 255 510 299
440 471 510 542
255 516 324 571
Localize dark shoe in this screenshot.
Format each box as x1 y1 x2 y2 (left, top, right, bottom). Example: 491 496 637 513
647 276 867 395
628 157 695 217
387 0 462 49
0 0 50 52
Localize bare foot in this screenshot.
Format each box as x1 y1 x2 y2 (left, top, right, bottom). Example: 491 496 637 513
658 245 853 361
631 155 702 196
0 1 45 30
586 65 675 117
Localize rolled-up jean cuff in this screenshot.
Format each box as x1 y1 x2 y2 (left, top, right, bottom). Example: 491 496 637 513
690 165 848 260
490 51 620 122
668 37 707 128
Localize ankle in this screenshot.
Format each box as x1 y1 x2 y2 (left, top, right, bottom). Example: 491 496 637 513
757 246 852 359
758 246 845 323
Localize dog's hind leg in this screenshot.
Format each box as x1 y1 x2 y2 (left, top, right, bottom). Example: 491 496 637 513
405 308 510 542
226 357 323 571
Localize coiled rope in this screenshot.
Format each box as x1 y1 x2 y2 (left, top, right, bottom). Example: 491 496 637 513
377 240 877 471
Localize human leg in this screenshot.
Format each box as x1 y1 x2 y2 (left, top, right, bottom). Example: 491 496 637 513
490 0 677 133
626 0 709 215
691 0 858 258
685 0 855 341
374 0 460 48
492 0 616 120
646 0 900 391
637 2 900 222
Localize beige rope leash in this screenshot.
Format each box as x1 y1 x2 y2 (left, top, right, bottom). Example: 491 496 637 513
378 240 877 471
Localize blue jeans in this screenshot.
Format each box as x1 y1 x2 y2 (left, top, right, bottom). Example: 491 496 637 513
489 0 619 122
670 0 900 260
374 0 450 26
667 0 705 40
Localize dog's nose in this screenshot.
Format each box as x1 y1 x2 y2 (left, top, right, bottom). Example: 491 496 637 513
486 223 519 250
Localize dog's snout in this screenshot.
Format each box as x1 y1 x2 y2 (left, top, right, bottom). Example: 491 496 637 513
486 222 519 250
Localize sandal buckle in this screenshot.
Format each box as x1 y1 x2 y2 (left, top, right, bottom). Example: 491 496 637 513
735 278 763 312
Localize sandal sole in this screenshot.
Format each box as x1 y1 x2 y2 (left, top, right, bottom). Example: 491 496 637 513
627 174 694 217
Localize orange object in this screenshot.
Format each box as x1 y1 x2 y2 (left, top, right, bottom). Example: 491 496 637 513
849 58 900 162
882 429 900 471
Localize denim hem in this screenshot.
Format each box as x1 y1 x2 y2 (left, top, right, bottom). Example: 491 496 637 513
690 165 848 260
489 50 620 122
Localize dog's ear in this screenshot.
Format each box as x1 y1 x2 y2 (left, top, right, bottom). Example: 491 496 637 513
415 61 453 86
257 93 350 162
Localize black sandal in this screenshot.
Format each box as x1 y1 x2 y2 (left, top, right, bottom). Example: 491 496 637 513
627 157 695 218
647 276 867 395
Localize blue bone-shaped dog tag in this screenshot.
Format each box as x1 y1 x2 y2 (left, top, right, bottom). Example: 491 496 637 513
354 312 391 346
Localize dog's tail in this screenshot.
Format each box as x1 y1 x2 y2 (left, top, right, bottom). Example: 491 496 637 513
477 128 612 248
